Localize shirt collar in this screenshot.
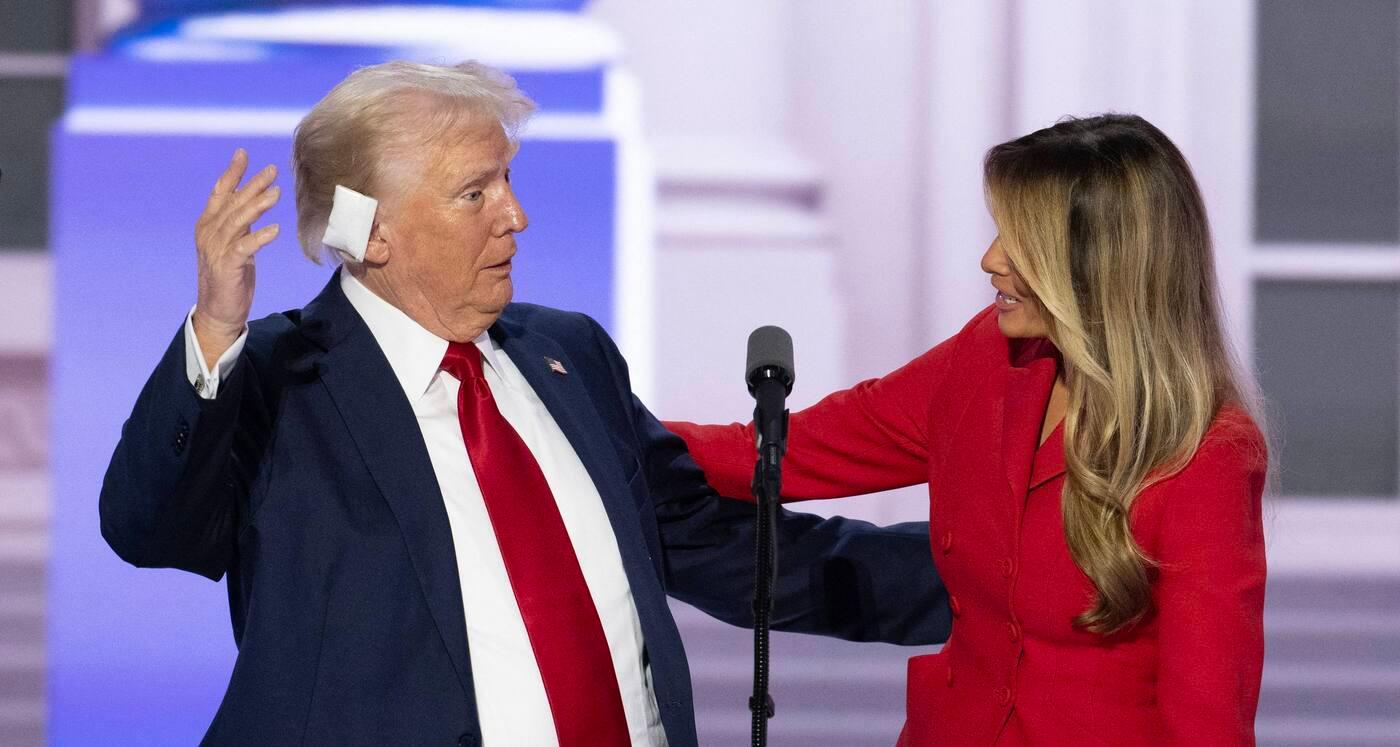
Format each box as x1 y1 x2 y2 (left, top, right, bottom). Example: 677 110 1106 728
339 270 507 401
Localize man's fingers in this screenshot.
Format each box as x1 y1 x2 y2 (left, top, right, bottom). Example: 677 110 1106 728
206 149 249 210
232 163 278 204
234 223 280 257
214 185 281 245
212 164 278 235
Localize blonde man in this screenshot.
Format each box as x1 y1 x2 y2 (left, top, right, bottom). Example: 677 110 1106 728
100 61 949 746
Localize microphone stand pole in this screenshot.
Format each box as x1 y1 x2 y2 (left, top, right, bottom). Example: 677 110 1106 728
749 389 787 747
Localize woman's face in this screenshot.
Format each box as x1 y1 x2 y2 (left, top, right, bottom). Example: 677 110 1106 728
980 235 1051 339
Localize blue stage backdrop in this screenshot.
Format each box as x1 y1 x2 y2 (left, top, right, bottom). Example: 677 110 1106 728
49 41 621 744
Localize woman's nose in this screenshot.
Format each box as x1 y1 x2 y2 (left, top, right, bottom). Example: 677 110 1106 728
981 238 1008 275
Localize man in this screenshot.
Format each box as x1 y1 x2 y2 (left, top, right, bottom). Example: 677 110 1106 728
100 60 949 746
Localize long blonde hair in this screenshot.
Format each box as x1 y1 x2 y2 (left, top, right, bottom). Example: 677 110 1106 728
984 114 1251 634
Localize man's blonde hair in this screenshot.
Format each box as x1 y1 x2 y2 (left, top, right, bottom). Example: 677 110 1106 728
291 60 536 262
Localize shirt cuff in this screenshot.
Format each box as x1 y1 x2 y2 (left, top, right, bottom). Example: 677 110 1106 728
184 306 247 400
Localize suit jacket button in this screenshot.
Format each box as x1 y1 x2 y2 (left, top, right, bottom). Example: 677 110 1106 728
940 531 953 554
999 558 1015 578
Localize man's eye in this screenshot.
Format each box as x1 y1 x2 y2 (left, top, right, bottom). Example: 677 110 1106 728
464 191 483 202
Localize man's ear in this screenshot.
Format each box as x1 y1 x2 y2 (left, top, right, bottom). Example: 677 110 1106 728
363 220 391 264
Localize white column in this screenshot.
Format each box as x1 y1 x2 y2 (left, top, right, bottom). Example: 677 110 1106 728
1184 0 1255 373
921 0 1016 343
587 0 793 142
1010 0 1255 366
787 0 925 378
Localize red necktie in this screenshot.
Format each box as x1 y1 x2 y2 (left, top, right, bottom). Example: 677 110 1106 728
440 341 631 746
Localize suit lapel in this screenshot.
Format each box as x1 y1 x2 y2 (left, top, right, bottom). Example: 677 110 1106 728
490 315 664 600
1028 422 1068 492
299 274 477 708
1000 339 1061 501
492 313 699 740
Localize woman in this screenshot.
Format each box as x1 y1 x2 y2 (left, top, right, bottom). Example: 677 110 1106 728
666 114 1267 745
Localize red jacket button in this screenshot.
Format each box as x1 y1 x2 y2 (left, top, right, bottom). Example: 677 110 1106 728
941 531 953 553
995 686 1012 705
1000 558 1015 578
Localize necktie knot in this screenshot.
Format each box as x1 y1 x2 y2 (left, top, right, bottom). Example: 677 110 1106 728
441 340 484 382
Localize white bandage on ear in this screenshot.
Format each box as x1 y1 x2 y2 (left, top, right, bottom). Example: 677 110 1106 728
322 185 379 262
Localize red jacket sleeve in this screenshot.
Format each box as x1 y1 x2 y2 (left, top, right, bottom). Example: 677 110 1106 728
665 309 986 501
1149 416 1268 745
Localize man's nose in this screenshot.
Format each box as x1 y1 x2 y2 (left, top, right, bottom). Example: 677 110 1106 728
501 191 528 234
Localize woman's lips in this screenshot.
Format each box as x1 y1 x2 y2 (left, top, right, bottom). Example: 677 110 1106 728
995 290 1022 311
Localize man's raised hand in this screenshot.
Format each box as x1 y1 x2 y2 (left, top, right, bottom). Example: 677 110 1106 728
192 148 281 368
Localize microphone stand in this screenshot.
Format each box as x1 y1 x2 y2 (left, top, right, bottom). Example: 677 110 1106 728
749 368 788 747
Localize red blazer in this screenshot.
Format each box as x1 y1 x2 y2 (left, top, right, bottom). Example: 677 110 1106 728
667 306 1267 746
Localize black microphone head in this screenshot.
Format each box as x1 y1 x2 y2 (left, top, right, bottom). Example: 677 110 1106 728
746 325 795 395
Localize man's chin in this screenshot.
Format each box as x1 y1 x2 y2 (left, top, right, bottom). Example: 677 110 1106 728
468 283 513 318
490 279 513 310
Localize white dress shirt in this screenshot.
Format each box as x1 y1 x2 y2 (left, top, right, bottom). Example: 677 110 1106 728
185 273 667 746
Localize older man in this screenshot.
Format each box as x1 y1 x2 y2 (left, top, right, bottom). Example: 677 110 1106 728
100 61 949 746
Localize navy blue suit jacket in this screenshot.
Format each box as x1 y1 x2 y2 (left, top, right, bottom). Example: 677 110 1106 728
100 273 950 746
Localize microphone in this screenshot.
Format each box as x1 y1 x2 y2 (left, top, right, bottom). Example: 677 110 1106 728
746 325 794 458
744 325 794 744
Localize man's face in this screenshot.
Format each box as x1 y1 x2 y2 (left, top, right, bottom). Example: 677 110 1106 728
375 123 528 341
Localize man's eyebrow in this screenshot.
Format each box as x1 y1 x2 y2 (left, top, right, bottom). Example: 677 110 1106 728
453 167 497 192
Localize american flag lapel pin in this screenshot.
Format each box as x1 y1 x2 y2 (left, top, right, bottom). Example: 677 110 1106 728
545 357 568 375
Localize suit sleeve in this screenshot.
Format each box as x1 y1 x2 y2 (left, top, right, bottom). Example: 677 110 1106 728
664 309 980 502
99 319 277 581
583 316 951 646
1151 423 1268 744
